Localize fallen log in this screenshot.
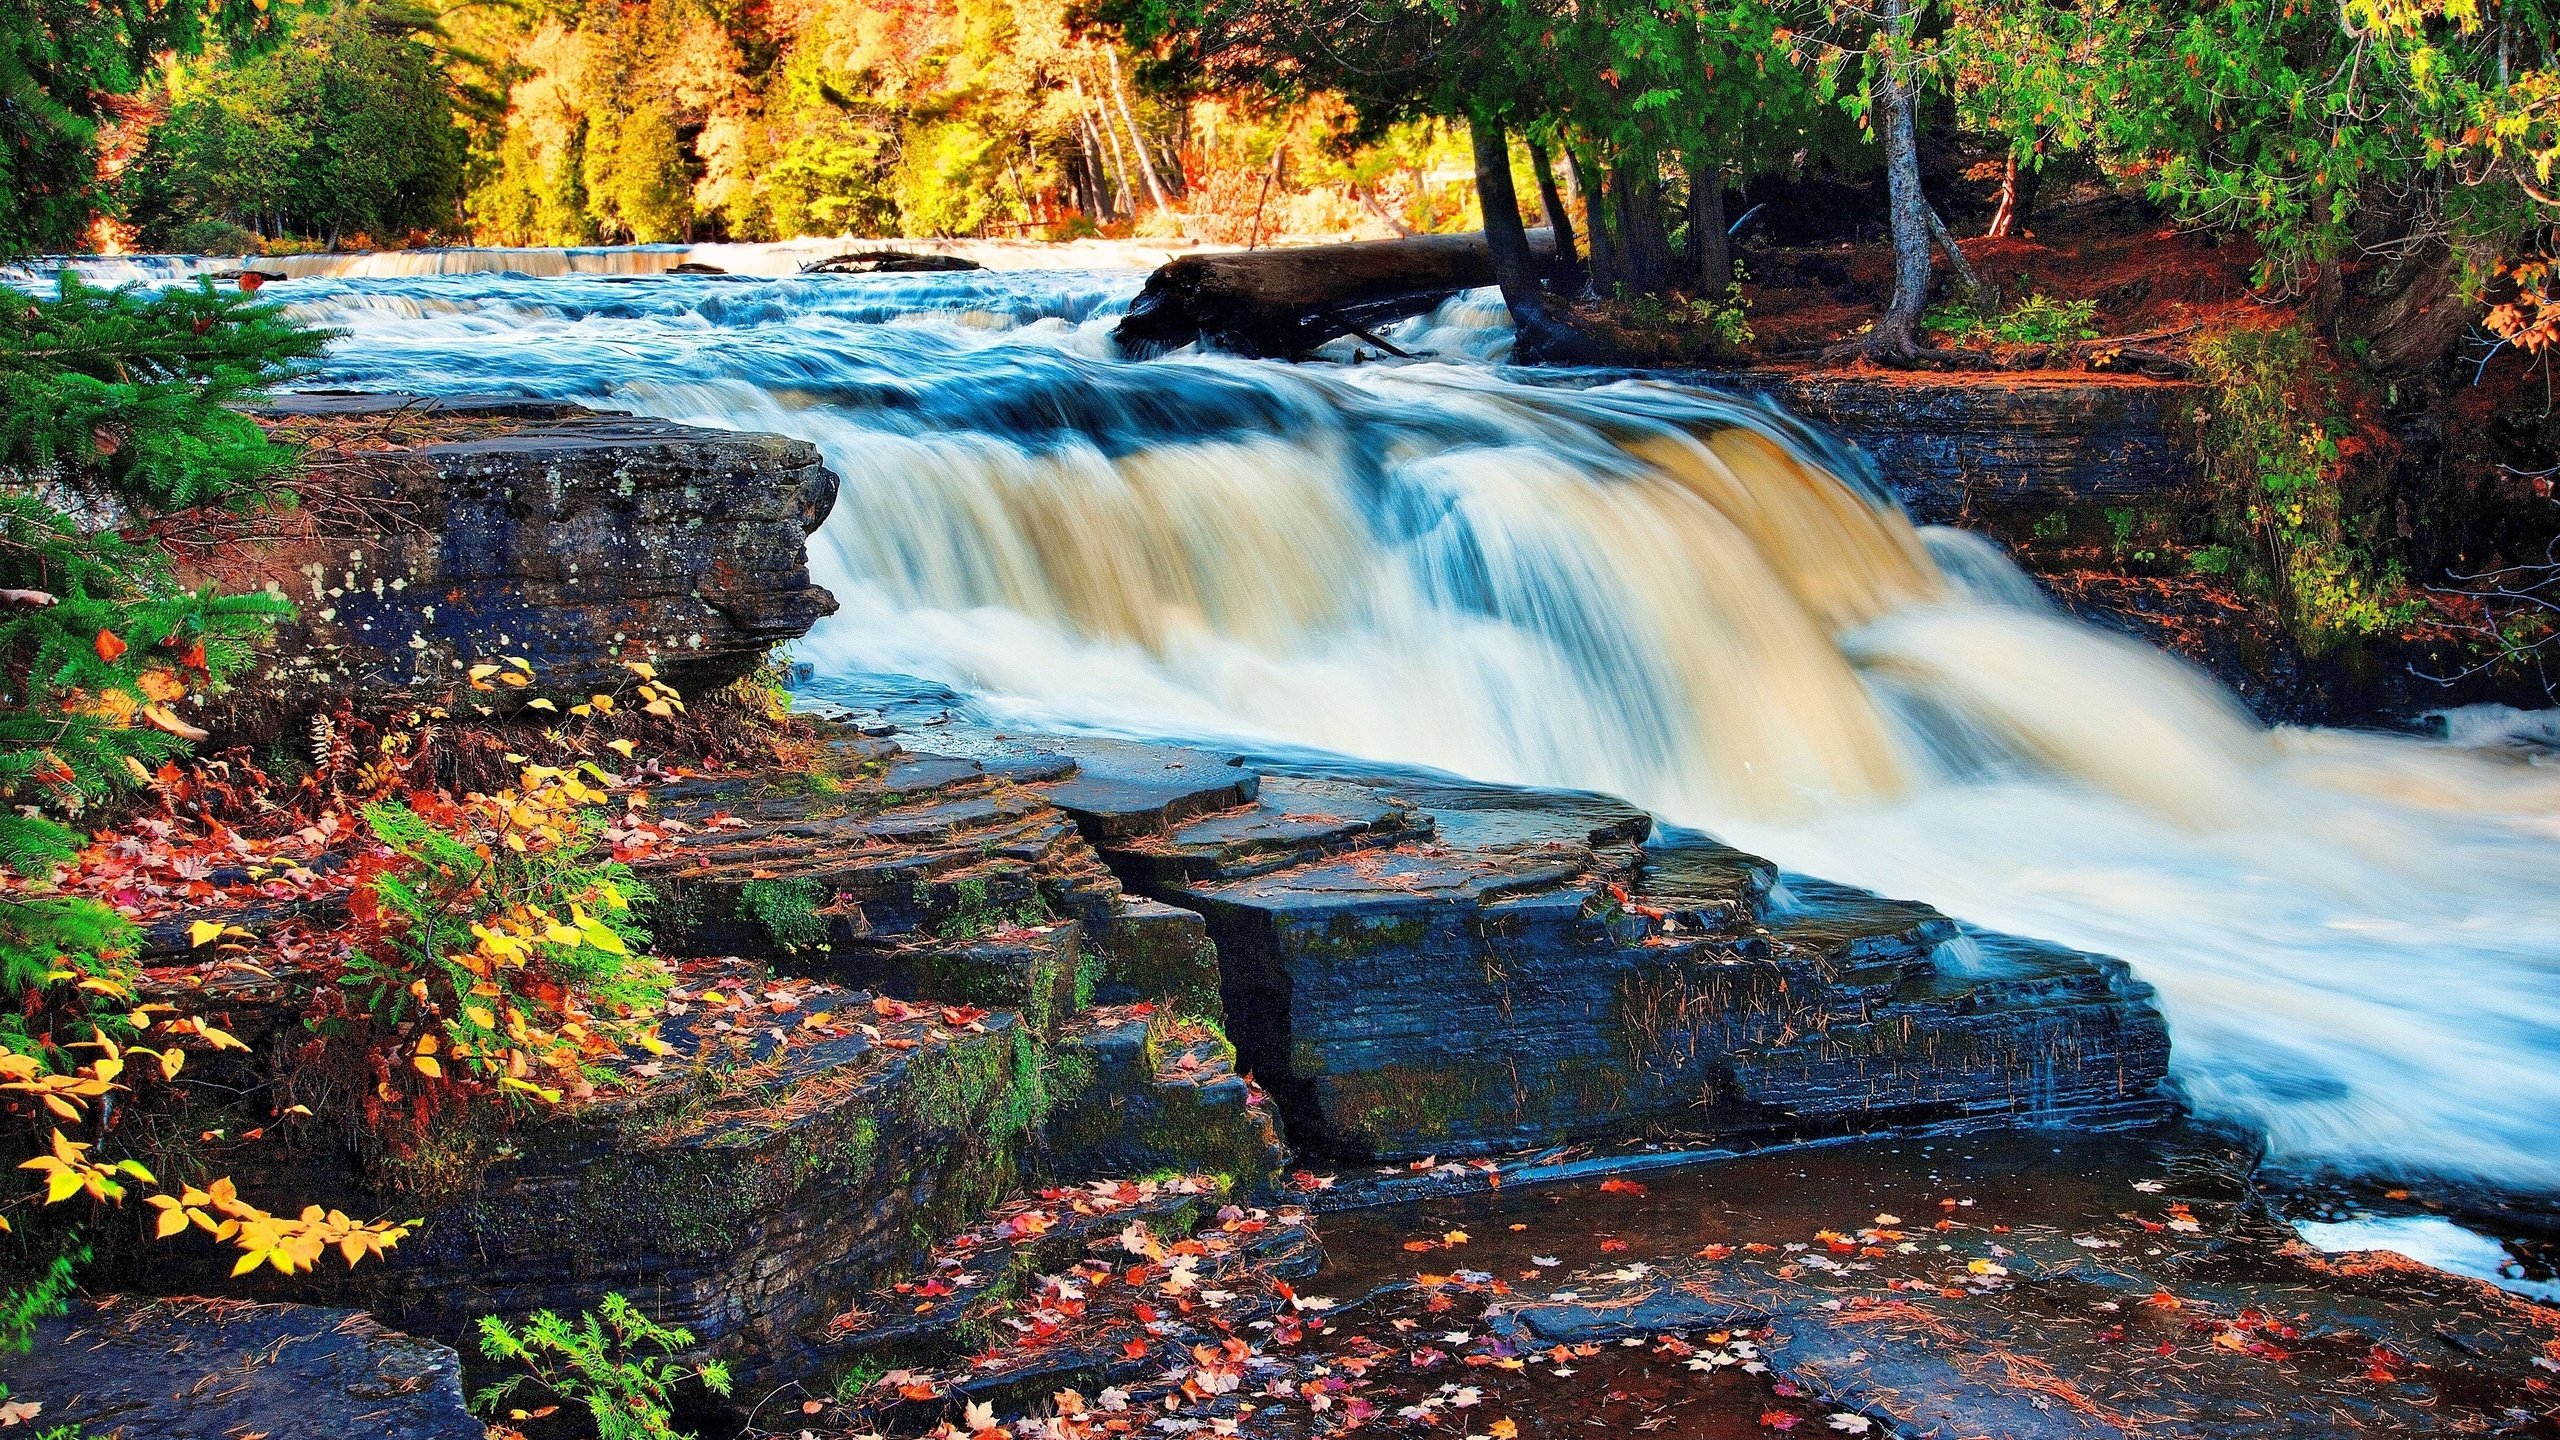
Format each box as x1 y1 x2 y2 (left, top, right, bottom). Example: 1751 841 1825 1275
801 250 985 274
1115 228 1561 359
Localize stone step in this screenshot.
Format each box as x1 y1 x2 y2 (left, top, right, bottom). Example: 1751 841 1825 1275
1046 1005 1288 1192
1029 738 1261 842
1742 875 1963 991
1096 776 1428 887
1091 894 1225 1020
1634 832 1780 935
853 921 1091 1036
638 733 1124 964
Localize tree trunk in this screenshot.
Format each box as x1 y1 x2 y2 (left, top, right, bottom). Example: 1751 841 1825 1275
1075 71 1136 219
1106 49 1174 214
1114 225 1563 357
1527 137 1583 290
1471 114 1584 362
1868 0 1932 355
1986 157 2017 238
2345 233 2491 376
1614 155 1675 296
1926 204 1989 302
1567 145 1618 295
1685 147 1729 295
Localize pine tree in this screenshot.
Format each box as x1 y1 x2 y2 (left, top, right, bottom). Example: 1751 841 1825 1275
0 271 320 1342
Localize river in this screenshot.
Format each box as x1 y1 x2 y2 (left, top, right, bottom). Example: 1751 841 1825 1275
43 248 2560 1199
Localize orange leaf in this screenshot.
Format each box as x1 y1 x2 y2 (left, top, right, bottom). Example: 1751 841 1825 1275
95 629 127 663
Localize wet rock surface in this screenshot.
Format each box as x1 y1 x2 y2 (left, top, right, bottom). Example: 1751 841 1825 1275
1047 1006 1287 1189
4 1295 483 1439
813 1175 1322 1424
203 393 839 704
107 724 1290 1384
769 1125 2560 1440
1290 1127 2560 1440
103 710 2555 1434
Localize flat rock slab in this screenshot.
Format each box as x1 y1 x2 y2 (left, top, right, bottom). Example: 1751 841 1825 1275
631 732 1126 965
5 1295 481 1440
1031 738 1261 841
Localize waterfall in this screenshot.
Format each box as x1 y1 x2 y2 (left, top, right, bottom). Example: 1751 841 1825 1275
63 257 2560 1194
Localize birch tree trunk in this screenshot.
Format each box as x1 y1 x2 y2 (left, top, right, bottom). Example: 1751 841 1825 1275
1106 48 1173 213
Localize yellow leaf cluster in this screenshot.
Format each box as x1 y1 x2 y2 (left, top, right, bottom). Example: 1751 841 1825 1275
20 1128 152 1204
0 1051 120 1121
141 1175 412 1275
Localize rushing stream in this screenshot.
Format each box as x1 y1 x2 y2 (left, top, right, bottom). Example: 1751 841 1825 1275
43 249 2560 1196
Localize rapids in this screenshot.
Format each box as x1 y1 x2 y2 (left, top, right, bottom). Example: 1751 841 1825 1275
50 253 2560 1193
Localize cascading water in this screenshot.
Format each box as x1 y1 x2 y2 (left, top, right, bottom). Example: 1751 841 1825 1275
63 251 2560 1192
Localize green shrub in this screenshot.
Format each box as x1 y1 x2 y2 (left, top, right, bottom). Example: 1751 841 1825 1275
475 1293 732 1440
739 876 828 952
161 219 268 255
1926 293 2100 345
2192 325 2422 648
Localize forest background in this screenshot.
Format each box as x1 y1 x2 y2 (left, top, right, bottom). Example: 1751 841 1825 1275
70 0 1490 253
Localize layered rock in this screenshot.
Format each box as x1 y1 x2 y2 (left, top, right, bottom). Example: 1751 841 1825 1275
114 727 1289 1386
111 714 2171 1393
197 393 838 705
1727 370 2200 525
136 958 1057 1386
1006 740 2175 1161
